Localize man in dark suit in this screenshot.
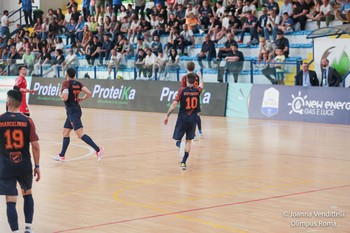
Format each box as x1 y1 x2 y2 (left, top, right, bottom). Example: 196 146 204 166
320 58 342 87
295 62 319 86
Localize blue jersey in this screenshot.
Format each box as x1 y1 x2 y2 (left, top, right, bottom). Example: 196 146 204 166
0 112 39 177
61 79 84 114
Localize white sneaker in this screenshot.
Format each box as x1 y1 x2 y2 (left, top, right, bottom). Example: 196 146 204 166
198 130 203 137
96 147 104 162
24 226 34 233
51 155 65 161
178 141 185 158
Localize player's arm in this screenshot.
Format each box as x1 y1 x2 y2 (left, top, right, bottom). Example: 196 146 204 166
31 140 40 182
163 100 178 125
79 86 92 102
196 70 204 89
60 87 69 102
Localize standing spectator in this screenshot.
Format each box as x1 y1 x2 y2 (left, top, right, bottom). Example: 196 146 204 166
134 0 146 19
197 34 216 68
320 58 342 87
225 44 244 83
272 47 286 85
82 0 91 22
95 0 105 21
1 10 12 40
21 0 34 27
112 0 122 17
293 0 310 30
295 62 319 86
90 0 96 17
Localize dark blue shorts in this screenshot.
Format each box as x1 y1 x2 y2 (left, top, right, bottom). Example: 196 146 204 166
0 174 33 196
64 111 83 130
173 116 196 141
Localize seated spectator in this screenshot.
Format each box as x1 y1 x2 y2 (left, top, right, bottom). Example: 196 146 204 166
264 10 281 43
128 15 140 43
185 12 200 33
306 0 322 22
104 6 116 20
241 0 257 20
176 4 186 25
107 48 122 79
149 35 162 56
120 37 134 64
134 48 146 79
45 9 56 24
99 34 114 66
33 18 43 38
118 5 128 21
207 15 221 41
315 0 335 28
335 0 350 23
166 13 179 34
274 30 289 58
137 17 152 41
197 34 216 68
153 50 167 80
239 10 259 46
104 16 112 33
32 46 51 76
279 0 294 17
198 0 214 32
64 7 73 26
15 37 24 56
7 46 21 75
164 48 180 80
293 0 310 30
214 32 237 67
22 48 35 73
265 0 280 15
135 36 147 54
48 17 60 39
61 47 78 74
143 48 157 79
257 37 273 65
66 19 77 45
89 16 98 34
43 49 65 77
75 16 86 42
257 7 269 37
179 24 195 54
67 0 78 9
85 36 101 66
278 12 294 32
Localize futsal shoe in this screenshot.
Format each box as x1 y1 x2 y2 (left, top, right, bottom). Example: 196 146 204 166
24 226 34 233
51 155 65 161
96 147 105 162
178 141 185 158
181 163 187 170
198 130 203 137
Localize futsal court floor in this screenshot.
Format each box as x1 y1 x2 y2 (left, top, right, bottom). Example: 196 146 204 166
0 105 349 233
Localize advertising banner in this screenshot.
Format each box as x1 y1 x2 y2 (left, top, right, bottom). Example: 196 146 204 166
248 85 350 125
29 77 228 116
226 83 252 118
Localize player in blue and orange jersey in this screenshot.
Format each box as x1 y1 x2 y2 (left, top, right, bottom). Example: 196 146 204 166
14 65 36 116
0 87 40 233
164 72 204 170
180 61 203 140
51 68 104 162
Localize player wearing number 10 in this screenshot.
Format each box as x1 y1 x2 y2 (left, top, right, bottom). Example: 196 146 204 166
164 73 203 170
52 68 104 162
0 87 40 233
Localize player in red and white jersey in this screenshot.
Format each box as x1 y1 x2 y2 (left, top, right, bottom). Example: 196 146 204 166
14 66 35 116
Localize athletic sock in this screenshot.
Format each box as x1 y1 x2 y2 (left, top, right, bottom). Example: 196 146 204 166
59 137 70 157
7 202 18 231
182 152 189 164
196 115 202 131
81 134 100 152
24 194 34 224
176 141 181 148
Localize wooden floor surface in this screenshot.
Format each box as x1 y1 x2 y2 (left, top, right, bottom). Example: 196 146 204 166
0 105 349 233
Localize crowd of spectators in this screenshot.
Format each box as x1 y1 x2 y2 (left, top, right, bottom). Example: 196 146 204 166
0 0 349 80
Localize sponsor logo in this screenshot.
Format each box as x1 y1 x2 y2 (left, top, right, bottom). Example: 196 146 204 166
33 82 61 96
288 91 350 116
159 87 211 104
261 87 279 117
92 85 136 100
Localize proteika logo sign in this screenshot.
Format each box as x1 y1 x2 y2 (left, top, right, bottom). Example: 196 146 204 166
92 84 136 100
288 91 350 116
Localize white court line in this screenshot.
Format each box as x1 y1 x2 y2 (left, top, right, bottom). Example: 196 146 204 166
41 140 95 163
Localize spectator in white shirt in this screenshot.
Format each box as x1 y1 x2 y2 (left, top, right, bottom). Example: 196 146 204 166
143 48 157 80
315 0 335 28
107 49 122 79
